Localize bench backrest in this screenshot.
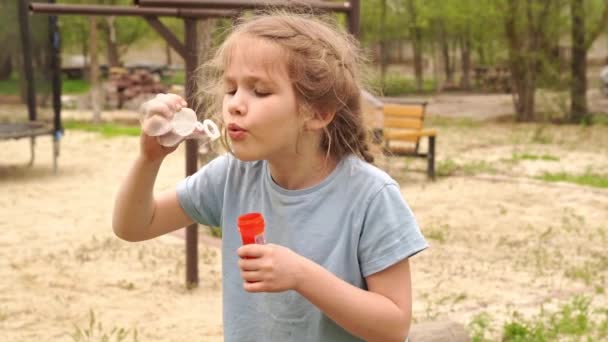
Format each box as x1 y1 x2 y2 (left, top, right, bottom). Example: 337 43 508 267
383 102 427 152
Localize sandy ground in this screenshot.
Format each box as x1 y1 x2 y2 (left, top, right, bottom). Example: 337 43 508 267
2 94 608 340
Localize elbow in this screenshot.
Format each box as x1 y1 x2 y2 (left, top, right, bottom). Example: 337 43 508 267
112 219 143 242
113 226 138 242
386 310 411 342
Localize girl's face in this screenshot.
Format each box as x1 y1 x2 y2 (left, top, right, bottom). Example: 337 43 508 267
222 36 303 162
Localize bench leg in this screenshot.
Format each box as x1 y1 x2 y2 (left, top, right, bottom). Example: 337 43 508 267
427 136 436 180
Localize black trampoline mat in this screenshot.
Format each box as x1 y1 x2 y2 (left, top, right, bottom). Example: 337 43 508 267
0 121 54 140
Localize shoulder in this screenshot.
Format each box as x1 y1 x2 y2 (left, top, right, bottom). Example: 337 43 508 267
339 155 399 194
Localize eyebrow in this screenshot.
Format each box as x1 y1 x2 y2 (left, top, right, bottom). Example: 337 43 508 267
223 74 277 87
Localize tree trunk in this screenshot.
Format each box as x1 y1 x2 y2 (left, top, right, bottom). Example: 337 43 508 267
438 20 454 85
570 0 589 123
407 0 424 91
104 16 121 67
90 16 102 123
504 0 553 122
0 54 11 80
460 34 472 90
379 0 388 85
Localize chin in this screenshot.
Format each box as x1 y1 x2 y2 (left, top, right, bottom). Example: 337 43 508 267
231 149 263 162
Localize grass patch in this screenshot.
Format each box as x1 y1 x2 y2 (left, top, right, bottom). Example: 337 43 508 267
0 77 19 95
62 78 90 94
590 113 608 126
511 153 559 162
0 76 90 95
469 312 494 342
426 116 482 128
208 226 222 238
469 296 608 341
369 73 437 96
502 296 598 341
63 120 140 137
70 309 139 342
538 172 608 188
437 158 497 177
425 223 449 243
161 69 185 87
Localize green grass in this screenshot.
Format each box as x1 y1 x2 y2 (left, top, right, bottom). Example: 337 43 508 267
538 172 608 188
209 226 222 238
469 296 608 341
426 116 482 128
510 153 560 162
0 76 90 95
0 77 19 95
436 158 497 177
161 70 184 86
368 73 437 96
63 120 140 137
590 113 608 126
62 78 90 94
502 296 597 341
70 309 139 342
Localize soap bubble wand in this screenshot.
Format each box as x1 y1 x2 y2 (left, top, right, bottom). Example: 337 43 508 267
141 107 221 147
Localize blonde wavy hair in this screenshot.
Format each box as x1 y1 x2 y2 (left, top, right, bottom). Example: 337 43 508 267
196 11 373 163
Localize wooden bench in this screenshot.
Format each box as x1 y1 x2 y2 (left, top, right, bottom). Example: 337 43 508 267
380 102 437 179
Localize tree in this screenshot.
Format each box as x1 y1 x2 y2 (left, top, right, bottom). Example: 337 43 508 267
90 16 101 123
405 0 425 91
503 0 559 121
58 0 154 68
569 0 608 123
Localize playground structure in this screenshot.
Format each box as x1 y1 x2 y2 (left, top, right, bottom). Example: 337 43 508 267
30 0 360 288
1 0 62 173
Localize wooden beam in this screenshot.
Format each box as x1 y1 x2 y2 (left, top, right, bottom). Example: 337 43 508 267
135 0 351 13
30 3 237 18
144 17 186 59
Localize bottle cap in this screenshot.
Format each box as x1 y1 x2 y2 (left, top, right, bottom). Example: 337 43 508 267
237 212 265 245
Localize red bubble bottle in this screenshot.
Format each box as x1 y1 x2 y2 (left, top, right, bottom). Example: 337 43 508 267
237 212 266 245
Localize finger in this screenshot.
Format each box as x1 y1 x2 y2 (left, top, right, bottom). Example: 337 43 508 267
243 280 266 293
143 100 172 119
154 93 177 111
238 257 262 271
165 93 188 108
237 245 265 259
241 270 263 283
142 115 172 136
156 93 186 112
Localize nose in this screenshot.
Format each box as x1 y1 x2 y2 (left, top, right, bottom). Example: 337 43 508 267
226 89 247 116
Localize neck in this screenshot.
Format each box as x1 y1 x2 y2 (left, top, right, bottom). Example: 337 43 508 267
267 145 338 191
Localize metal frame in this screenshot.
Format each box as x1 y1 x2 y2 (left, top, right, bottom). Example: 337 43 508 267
31 0 360 287
2 0 62 172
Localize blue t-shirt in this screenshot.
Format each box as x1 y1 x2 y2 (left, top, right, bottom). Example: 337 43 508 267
176 154 427 342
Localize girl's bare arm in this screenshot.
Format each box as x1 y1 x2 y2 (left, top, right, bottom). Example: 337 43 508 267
112 155 193 242
112 93 193 242
296 258 412 341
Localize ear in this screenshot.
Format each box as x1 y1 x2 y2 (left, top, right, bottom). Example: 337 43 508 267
304 111 336 131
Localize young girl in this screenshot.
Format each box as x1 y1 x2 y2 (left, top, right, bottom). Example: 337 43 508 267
113 12 427 342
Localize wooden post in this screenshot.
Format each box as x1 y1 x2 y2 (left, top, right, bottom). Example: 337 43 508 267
89 16 101 123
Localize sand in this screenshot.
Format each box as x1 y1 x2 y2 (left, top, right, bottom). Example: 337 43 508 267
2 98 608 340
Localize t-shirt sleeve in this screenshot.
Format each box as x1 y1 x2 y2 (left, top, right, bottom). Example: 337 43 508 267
358 183 428 277
176 154 230 228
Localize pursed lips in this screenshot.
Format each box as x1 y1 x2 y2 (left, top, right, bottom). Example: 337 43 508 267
227 123 247 140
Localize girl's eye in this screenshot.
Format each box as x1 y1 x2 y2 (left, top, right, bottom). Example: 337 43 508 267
254 89 271 97
225 89 236 95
